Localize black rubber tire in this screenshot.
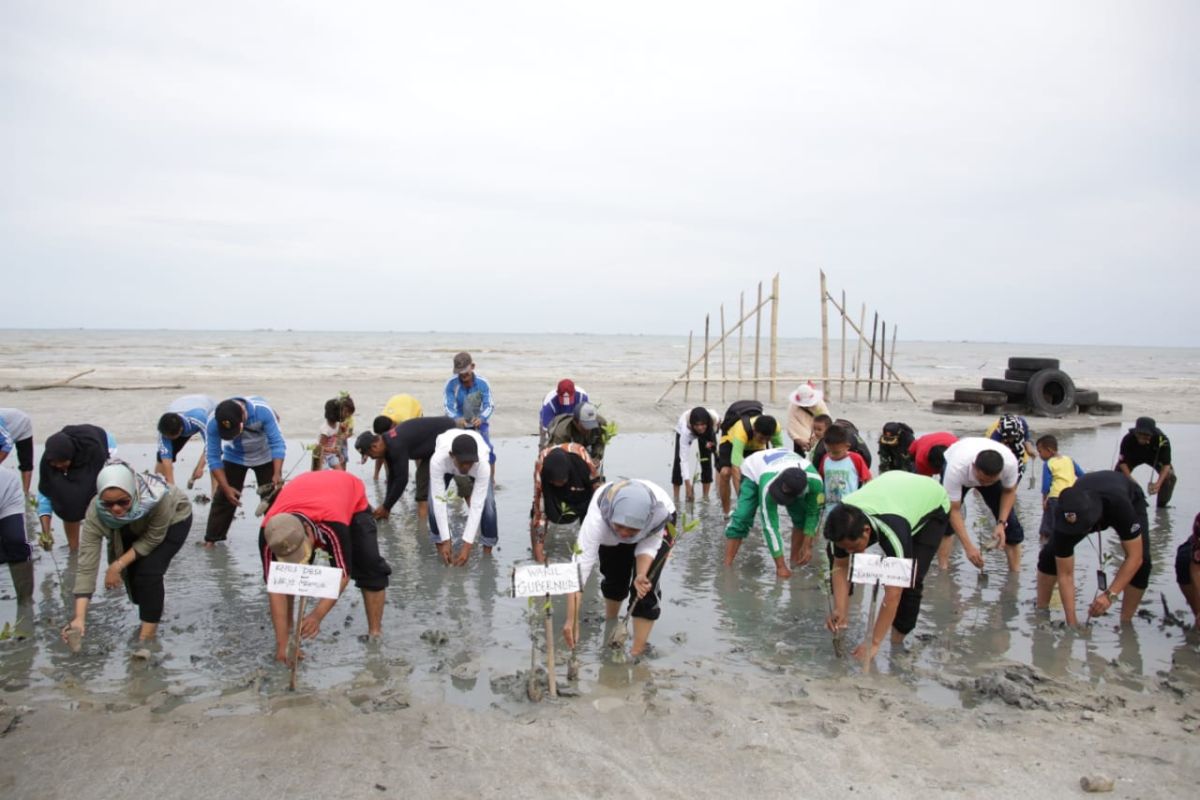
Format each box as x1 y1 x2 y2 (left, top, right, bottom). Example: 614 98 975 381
932 399 984 416
955 389 1008 405
1004 368 1037 381
1025 368 1076 416
1008 357 1060 371
1073 389 1099 406
982 378 1027 395
1082 400 1123 416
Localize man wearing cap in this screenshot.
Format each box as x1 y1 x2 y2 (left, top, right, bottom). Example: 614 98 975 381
877 422 916 474
938 438 1013 571
155 394 215 486
1117 416 1175 509
429 430 498 566
824 471 952 660
443 352 495 466
354 417 457 520
545 402 610 476
261 470 391 662
671 406 719 503
724 448 824 578
786 382 829 456
909 431 958 478
0 407 35 497
530 442 602 563
563 479 676 658
205 396 286 547
1034 470 1149 627
538 379 590 447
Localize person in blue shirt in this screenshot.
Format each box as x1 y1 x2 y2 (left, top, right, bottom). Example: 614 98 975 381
204 396 286 547
155 394 215 487
0 407 35 497
443 352 496 466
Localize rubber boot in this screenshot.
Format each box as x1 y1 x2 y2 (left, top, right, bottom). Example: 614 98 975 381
10 560 35 638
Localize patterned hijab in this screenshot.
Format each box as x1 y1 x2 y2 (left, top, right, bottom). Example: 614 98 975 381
94 460 170 528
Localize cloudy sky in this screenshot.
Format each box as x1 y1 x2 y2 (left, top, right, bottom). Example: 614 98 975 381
2 1 1196 344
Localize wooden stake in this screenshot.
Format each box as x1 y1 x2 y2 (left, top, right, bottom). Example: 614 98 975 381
684 330 693 402
703 314 710 402
753 282 763 401
880 320 887 402
819 271 830 398
289 596 307 691
863 581 879 675
840 289 847 403
867 313 879 401
544 592 557 699
886 325 899 401
769 273 780 404
854 303 866 401
738 292 745 396
720 304 727 404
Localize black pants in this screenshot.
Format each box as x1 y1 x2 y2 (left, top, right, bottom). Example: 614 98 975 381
339 510 392 591
1156 472 1177 508
893 513 946 635
1036 508 1153 590
598 539 670 621
966 482 1025 545
121 515 190 623
670 434 714 486
15 438 34 472
206 461 275 542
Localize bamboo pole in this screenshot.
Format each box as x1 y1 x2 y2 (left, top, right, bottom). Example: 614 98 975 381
819 271 829 399
753 282 763 401
867 313 878 401
886 325 899 401
769 273 779 404
684 331 693 402
880 320 887 402
720 304 727 404
738 292 745 397
854 303 866 401
703 314 710 402
825 294 917 402
840 289 847 403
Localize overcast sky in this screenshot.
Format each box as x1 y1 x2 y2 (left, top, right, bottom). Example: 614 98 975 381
2 2 1196 345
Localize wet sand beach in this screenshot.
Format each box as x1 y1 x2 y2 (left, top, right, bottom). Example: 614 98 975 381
1 332 1199 798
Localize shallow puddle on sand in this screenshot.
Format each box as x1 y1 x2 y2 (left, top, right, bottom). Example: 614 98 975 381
2 423 1198 711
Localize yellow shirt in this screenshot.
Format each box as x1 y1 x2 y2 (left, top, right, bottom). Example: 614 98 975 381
381 394 423 425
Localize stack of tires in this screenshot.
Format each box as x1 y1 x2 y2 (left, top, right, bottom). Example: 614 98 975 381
933 357 1123 418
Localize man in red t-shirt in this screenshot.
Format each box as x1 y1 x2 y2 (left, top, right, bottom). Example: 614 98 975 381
260 471 391 663
910 432 959 478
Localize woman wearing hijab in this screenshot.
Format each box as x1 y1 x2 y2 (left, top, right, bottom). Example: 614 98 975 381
529 442 602 562
37 424 113 552
671 406 718 503
563 479 675 657
61 461 192 644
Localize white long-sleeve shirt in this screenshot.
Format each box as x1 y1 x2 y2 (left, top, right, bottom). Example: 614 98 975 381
674 408 718 480
429 429 493 544
574 480 675 581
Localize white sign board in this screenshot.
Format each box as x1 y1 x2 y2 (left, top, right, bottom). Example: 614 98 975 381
267 562 343 599
849 553 916 588
512 562 583 598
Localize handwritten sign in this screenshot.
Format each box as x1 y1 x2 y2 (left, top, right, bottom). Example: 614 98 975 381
267 562 343 599
512 562 583 598
849 553 916 588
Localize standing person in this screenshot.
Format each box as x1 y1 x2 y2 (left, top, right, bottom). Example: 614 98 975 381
723 449 823 577
986 414 1036 478
62 461 192 643
538 379 589 447
429 431 498 566
562 479 676 658
716 403 785 516
37 424 113 552
814 424 872 507
443 351 495 465
0 407 35 496
1036 434 1085 543
155 394 215 487
877 422 916 474
824 472 952 660
335 394 355 466
938 438 1017 571
786 382 828 456
204 396 286 547
529 442 602 563
260 471 391 662
354 416 457 520
909 431 958 478
0 469 33 635
545 402 611 475
1116 416 1176 508
374 394 423 434
315 398 347 471
1174 513 1200 630
1034 471 1149 626
671 406 718 503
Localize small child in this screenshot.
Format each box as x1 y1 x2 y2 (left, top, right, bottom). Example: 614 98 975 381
337 394 356 466
816 424 872 506
317 399 346 471
1036 434 1084 542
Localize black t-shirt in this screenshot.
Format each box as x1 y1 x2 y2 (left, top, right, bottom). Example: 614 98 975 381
381 417 458 509
1051 471 1147 559
1117 430 1171 470
541 452 599 525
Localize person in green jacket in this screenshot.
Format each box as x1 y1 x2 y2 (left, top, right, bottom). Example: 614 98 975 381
823 471 950 661
61 461 192 645
723 448 824 578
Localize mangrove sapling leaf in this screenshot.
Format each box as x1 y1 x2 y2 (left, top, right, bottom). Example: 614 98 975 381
557 501 577 522
0 622 10 641
600 421 618 444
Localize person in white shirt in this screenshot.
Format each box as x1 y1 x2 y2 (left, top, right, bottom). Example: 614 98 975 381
428 430 497 566
939 437 1022 571
563 480 675 657
671 407 718 503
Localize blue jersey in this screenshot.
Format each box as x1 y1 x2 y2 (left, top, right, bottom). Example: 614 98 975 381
205 396 286 471
157 395 215 461
443 375 494 427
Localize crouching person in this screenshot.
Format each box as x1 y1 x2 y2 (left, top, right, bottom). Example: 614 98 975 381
563 480 675 658
824 472 951 660
261 471 391 663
